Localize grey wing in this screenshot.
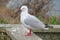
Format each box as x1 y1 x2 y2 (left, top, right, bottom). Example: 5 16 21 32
24 15 45 29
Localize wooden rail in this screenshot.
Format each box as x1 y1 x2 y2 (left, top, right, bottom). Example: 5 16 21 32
0 24 60 32
0 24 43 40
0 24 60 40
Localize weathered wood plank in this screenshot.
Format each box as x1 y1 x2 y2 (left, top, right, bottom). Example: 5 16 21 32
0 24 60 40
33 28 60 32
50 25 60 28
0 24 42 40
0 24 60 32
33 25 60 32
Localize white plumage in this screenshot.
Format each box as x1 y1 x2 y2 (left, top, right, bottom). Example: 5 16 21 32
20 6 48 30
20 5 49 36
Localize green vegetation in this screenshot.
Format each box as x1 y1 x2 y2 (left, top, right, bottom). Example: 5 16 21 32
37 16 60 25
0 17 8 24
0 16 60 24
48 16 60 24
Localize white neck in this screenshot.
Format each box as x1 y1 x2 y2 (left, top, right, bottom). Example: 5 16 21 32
20 10 29 23
20 11 29 19
21 10 29 14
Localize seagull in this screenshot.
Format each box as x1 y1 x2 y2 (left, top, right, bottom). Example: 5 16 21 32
18 5 53 36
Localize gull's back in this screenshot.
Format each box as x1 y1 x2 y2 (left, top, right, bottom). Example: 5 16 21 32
24 14 46 29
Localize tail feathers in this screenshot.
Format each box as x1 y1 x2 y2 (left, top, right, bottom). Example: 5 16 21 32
45 24 53 28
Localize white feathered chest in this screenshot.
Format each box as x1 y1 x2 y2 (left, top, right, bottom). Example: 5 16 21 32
20 11 29 24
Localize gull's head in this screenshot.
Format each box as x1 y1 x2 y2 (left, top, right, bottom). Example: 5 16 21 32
20 6 28 12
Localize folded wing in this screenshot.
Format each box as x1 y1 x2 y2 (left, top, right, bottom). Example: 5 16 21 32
24 15 45 29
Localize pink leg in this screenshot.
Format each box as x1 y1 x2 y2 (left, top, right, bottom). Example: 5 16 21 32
25 28 32 36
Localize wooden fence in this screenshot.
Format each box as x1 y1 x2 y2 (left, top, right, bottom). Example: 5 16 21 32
0 24 60 40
